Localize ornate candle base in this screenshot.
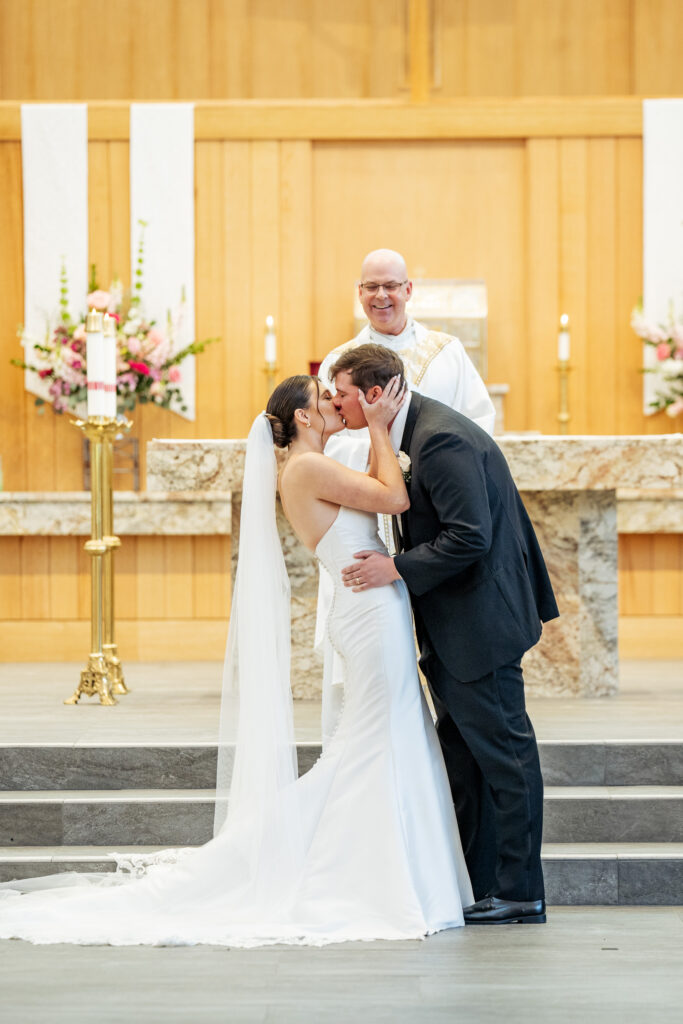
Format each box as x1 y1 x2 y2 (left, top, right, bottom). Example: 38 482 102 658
103 643 129 695
65 653 117 706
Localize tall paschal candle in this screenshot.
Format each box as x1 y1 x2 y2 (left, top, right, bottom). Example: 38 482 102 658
102 313 117 419
85 310 105 418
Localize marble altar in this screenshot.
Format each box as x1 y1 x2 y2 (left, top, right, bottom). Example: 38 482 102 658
0 492 230 536
147 434 683 699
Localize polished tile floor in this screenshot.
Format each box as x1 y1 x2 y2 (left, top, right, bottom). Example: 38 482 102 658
0 659 681 744
0 908 681 1023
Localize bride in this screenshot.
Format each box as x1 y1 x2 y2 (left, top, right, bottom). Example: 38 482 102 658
0 373 472 947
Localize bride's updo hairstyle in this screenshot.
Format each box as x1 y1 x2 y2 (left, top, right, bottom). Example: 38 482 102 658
265 375 320 448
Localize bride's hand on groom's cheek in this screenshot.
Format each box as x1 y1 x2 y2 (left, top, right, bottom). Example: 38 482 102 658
341 551 401 591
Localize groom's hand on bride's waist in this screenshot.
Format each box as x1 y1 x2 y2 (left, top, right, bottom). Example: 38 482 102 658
341 551 401 592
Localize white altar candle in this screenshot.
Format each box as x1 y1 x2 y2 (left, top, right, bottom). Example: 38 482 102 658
558 313 571 362
86 309 104 418
264 315 277 364
102 313 117 419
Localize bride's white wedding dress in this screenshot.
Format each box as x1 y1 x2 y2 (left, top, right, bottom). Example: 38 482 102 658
0 505 472 947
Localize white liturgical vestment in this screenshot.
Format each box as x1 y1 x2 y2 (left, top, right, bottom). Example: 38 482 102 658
318 318 495 436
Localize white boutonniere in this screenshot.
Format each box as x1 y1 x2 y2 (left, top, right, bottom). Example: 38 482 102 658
397 450 411 484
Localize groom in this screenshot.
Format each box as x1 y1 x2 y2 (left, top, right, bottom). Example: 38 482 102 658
330 343 559 926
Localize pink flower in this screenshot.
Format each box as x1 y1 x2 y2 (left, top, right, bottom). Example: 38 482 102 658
656 342 671 361
147 329 164 347
168 366 181 383
129 360 151 376
675 348 683 361
72 359 82 370
72 324 87 342
38 368 52 379
666 398 683 418
86 289 111 312
127 337 142 356
149 381 164 397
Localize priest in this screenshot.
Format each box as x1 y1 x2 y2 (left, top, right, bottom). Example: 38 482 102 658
318 248 495 435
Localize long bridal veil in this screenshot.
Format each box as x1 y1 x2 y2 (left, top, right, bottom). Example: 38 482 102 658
214 413 302 857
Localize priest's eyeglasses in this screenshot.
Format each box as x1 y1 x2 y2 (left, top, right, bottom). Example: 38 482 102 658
359 281 408 294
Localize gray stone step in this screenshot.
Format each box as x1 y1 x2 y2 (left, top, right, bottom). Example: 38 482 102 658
543 786 683 843
2 741 682 790
1 844 681 906
2 787 682 847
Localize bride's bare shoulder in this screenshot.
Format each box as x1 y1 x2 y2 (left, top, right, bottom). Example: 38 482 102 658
282 451 332 477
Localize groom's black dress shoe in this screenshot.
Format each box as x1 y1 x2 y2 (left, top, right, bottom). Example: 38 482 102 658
463 896 546 925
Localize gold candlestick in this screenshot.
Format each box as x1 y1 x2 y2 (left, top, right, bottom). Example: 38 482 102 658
263 360 279 395
556 361 572 434
102 417 131 695
65 416 132 706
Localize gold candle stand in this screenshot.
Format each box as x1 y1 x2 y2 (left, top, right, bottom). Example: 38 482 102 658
556 362 572 434
263 361 279 395
65 416 132 706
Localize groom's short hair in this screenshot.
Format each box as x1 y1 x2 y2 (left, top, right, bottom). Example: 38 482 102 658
329 343 405 392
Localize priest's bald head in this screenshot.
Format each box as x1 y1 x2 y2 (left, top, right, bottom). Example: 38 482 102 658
358 249 413 337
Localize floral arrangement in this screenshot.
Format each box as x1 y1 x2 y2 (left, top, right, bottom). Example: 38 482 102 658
631 303 683 418
12 227 217 415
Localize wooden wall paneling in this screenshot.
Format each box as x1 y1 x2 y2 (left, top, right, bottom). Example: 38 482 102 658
525 139 559 433
367 0 406 98
107 142 131 297
618 534 653 615
208 0 249 99
585 139 617 434
76 539 91 619
114 535 138 622
193 536 230 621
48 537 80 620
163 536 195 619
135 536 167 619
0 141 27 490
311 139 528 421
620 616 683 658
558 138 589 434
195 141 227 441
438 0 467 97
651 535 682 616
615 138 644 435
539 0 630 96
250 141 281 413
220 141 252 438
0 538 23 620
279 141 313 379
3 1 683 103
633 0 683 95
476 142 526 428
459 0 517 97
249 0 312 98
174 0 212 100
20 537 51 619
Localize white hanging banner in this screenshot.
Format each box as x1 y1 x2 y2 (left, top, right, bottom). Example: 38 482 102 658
21 104 88 400
642 99 683 414
130 103 196 420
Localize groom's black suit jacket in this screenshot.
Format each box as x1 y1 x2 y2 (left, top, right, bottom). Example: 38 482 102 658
393 393 559 683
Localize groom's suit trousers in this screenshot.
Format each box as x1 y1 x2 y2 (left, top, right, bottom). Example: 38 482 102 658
421 647 545 904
